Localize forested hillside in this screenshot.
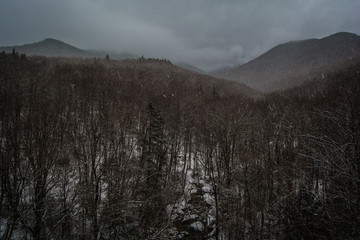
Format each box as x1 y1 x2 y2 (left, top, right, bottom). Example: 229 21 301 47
1 51 359 239
214 32 360 92
0 39 137 60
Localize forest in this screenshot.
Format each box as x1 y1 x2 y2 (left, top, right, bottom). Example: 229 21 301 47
0 51 359 240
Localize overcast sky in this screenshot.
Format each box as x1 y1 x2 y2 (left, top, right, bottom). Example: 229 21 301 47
1 0 359 71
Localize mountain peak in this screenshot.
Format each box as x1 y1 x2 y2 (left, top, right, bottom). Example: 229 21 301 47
36 38 79 49
326 32 358 39
43 38 59 41
0 38 139 60
213 32 360 92
41 38 65 44
0 38 89 58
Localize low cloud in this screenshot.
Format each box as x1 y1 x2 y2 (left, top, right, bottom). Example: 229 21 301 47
1 0 359 71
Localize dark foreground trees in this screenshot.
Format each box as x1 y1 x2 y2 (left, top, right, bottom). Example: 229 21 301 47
0 53 359 239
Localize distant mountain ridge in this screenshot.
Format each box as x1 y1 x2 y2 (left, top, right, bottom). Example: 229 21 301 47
175 62 206 73
2 33 360 92
213 32 360 92
0 38 137 60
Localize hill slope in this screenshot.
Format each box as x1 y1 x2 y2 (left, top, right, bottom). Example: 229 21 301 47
1 49 360 239
0 38 91 57
213 32 360 92
0 38 137 59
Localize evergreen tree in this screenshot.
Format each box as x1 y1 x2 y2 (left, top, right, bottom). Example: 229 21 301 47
140 103 167 234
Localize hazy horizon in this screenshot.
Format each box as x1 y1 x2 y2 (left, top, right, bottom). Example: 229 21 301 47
1 0 359 71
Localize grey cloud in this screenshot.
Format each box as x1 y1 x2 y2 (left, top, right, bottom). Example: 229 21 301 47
1 0 359 71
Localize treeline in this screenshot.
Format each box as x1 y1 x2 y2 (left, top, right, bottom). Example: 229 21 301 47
0 52 359 239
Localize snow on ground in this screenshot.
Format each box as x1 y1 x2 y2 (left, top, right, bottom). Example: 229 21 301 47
190 221 205 231
183 213 200 222
165 165 219 238
203 193 215 205
201 185 212 193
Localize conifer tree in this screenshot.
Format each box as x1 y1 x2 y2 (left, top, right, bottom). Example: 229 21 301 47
140 103 167 234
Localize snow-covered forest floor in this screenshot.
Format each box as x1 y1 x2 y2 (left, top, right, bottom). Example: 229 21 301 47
1 52 360 239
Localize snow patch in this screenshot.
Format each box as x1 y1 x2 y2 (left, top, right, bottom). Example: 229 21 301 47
203 193 215 205
190 221 204 232
183 213 199 222
207 215 216 225
201 185 212 193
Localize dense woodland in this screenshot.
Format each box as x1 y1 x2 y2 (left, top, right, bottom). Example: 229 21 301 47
1 51 359 239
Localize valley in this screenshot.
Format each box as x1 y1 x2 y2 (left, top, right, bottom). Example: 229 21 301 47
0 33 360 239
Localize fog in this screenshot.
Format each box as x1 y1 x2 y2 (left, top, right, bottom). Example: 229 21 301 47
1 0 359 71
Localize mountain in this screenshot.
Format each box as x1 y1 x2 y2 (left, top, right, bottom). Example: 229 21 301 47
0 38 138 59
1 44 360 240
213 32 360 92
115 57 260 98
0 38 91 57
